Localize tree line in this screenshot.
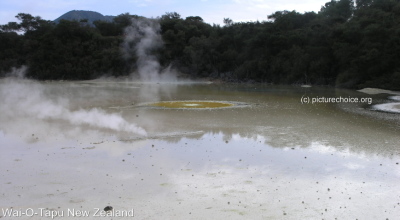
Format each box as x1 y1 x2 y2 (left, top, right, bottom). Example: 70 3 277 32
1 0 400 90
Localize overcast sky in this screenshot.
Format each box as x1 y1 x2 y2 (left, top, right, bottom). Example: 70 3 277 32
0 0 329 25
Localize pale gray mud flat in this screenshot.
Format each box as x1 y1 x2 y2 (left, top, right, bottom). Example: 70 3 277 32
1 79 399 219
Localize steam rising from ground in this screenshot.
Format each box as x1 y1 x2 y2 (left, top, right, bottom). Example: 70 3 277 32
0 76 146 136
6 65 28 78
0 18 190 139
122 18 177 82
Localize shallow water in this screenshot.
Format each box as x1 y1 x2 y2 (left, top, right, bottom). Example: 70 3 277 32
1 79 399 219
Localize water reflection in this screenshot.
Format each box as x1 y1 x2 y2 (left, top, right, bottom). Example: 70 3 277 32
1 131 399 219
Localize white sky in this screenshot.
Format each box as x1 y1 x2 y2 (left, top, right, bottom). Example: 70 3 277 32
0 0 329 25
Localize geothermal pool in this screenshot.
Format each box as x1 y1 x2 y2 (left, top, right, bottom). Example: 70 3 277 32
145 100 239 109
1 79 399 219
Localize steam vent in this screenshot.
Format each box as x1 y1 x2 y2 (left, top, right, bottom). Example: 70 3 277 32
147 101 237 109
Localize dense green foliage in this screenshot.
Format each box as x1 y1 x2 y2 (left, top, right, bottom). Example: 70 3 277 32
1 0 400 89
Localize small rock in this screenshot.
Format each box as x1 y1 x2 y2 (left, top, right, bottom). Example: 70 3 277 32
104 206 113 212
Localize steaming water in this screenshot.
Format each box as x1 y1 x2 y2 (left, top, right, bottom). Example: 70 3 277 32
1 79 400 219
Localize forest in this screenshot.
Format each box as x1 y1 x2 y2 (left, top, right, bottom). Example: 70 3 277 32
1 0 400 90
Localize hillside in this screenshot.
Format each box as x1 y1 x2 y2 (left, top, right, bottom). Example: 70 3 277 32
54 10 114 24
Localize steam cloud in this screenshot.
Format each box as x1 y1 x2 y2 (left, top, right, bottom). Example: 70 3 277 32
1 18 182 137
0 74 147 136
122 18 177 82
6 65 28 78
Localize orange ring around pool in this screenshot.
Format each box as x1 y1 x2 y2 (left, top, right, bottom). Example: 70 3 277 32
149 101 234 109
